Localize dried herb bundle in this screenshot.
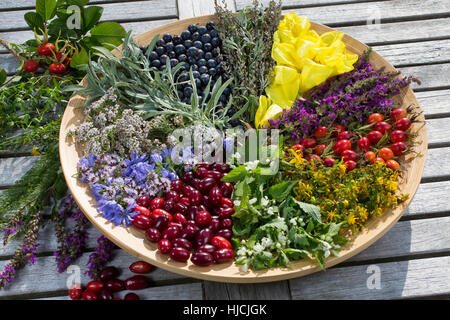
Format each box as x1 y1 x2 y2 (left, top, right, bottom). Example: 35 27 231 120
214 0 282 124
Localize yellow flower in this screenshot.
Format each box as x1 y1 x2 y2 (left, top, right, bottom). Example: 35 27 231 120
31 145 41 156
347 213 356 226
255 13 358 126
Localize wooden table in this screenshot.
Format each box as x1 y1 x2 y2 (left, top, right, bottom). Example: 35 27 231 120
1 0 450 300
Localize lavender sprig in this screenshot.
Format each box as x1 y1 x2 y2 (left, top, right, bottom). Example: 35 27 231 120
85 235 116 279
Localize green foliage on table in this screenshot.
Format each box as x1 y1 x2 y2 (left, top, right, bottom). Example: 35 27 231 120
23 0 126 70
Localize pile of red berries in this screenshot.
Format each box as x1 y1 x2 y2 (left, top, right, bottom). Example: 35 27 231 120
290 108 412 172
131 163 235 267
69 261 152 300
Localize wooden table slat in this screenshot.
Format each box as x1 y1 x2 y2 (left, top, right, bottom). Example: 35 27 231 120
0 0 178 32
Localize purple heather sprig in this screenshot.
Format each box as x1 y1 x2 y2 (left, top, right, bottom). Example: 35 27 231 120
85 235 117 279
271 50 420 142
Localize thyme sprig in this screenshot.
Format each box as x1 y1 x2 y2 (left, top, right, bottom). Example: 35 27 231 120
214 0 282 124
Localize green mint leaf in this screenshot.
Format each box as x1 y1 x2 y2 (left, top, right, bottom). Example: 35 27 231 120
292 198 322 222
221 165 247 183
268 180 298 201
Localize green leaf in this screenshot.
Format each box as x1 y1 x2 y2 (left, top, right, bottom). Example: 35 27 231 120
70 47 89 70
259 218 288 232
90 22 126 46
292 198 322 222
283 248 310 260
221 165 247 183
0 69 7 86
36 0 57 21
268 180 298 201
82 6 103 32
24 12 45 32
66 0 89 5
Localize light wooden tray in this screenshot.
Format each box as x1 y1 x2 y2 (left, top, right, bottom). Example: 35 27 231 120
59 15 427 283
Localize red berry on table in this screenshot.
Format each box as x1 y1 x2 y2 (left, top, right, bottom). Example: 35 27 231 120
371 157 385 164
150 197 166 210
151 208 172 221
344 160 357 172
24 60 39 73
323 158 335 167
136 194 151 208
129 261 152 274
211 236 232 249
125 275 148 290
308 154 322 162
170 247 190 262
98 288 113 300
333 139 351 154
378 147 394 161
49 63 66 74
314 144 326 156
300 138 317 149
82 290 98 300
332 124 345 137
124 293 140 300
99 266 119 282
132 214 152 230
105 279 125 293
390 108 407 122
213 248 235 263
390 130 407 143
341 149 357 162
314 126 328 138
367 113 384 124
37 43 55 56
391 142 407 155
367 131 383 145
337 131 351 141
358 137 371 151
195 210 212 227
374 121 392 134
68 283 82 300
86 280 104 293
364 151 376 162
158 239 172 254
386 159 400 170
394 118 411 131
191 252 215 266
290 144 304 153
133 206 151 217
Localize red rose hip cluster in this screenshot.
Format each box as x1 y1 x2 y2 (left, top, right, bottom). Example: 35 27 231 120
131 163 235 266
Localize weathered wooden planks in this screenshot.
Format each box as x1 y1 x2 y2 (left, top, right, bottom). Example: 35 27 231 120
35 282 203 300
0 249 190 297
289 256 450 299
178 0 236 20
0 0 178 32
203 281 291 300
405 181 450 217
0 156 38 187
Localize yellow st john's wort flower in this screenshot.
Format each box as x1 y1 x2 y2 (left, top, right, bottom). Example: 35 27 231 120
31 145 41 156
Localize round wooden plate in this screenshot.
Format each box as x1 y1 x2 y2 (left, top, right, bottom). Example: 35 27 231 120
59 15 427 283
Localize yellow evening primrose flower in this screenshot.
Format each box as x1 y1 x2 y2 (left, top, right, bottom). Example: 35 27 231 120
255 13 358 126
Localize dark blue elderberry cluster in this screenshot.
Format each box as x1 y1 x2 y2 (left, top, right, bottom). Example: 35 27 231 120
143 21 231 106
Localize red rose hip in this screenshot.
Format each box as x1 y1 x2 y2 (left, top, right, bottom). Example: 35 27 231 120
125 275 148 290
191 252 215 266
